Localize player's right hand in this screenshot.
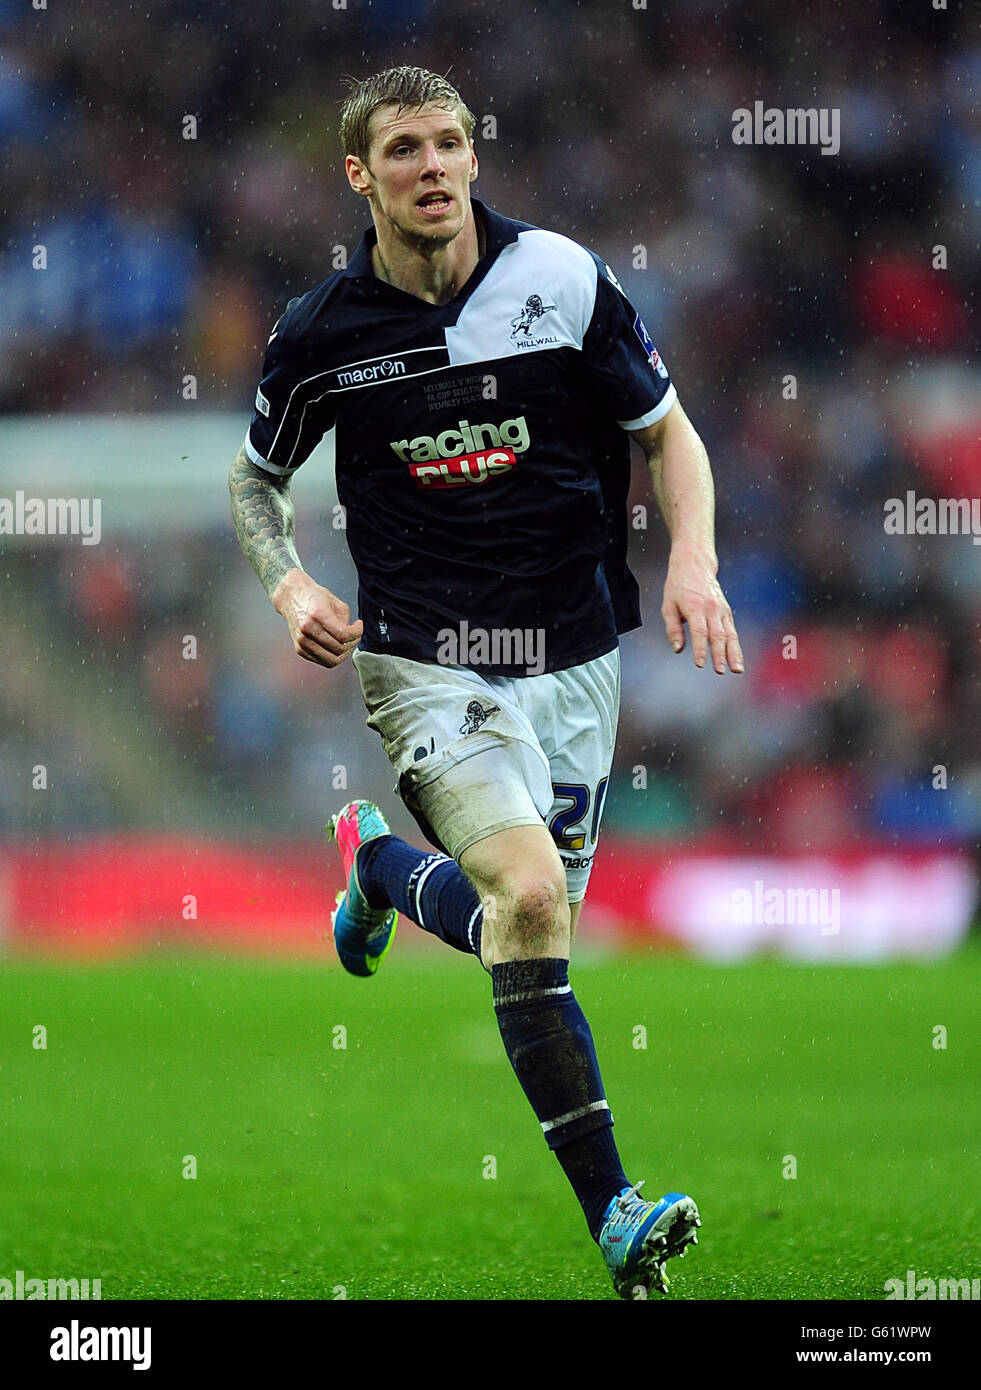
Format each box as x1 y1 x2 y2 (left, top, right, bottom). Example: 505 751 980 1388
272 569 363 669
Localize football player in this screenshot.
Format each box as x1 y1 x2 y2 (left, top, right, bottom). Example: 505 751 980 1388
229 65 743 1298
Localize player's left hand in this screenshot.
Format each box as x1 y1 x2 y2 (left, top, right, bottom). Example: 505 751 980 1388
661 543 744 675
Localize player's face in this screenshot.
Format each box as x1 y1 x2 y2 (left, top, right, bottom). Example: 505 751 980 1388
347 103 478 248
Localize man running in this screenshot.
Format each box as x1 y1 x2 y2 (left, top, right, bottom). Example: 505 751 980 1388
229 65 743 1298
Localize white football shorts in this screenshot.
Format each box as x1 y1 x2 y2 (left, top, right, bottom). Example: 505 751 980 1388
352 646 620 903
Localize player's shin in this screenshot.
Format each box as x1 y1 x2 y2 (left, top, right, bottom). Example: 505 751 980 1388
356 835 483 958
491 957 630 1239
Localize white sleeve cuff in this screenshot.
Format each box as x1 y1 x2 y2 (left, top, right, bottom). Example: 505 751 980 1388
243 432 293 476
617 383 677 431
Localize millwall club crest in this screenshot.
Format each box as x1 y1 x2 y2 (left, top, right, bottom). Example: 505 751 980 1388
459 699 500 735
510 294 557 339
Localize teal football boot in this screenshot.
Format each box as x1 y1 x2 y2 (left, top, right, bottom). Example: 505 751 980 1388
326 800 398 977
598 1183 701 1298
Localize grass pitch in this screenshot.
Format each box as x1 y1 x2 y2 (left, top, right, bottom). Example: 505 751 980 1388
1 941 978 1300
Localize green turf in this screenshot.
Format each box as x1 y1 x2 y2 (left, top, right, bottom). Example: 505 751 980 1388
1 941 978 1300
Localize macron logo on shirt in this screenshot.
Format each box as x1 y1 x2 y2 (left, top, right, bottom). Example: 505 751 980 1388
336 359 407 386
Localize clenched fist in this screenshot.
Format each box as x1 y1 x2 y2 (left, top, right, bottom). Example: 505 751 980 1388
272 568 363 669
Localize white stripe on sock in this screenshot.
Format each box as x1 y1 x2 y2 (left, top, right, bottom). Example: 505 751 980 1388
496 984 573 1007
466 904 482 952
541 1099 610 1133
411 854 452 930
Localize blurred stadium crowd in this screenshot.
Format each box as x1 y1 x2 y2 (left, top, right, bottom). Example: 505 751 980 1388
1 0 978 848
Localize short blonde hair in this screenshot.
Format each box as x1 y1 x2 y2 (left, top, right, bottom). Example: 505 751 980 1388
340 66 476 166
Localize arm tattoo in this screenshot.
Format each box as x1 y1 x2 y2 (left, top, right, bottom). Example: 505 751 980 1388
228 446 303 598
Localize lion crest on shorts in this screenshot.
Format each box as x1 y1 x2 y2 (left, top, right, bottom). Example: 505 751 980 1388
459 699 500 735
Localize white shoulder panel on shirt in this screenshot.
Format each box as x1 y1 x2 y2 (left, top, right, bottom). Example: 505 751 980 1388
445 228 598 367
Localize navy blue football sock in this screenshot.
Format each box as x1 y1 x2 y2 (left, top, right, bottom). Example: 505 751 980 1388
355 834 482 958
554 1125 631 1241
492 957 629 1239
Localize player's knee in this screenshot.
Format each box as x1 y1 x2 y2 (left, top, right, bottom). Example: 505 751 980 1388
492 873 569 956
512 874 567 929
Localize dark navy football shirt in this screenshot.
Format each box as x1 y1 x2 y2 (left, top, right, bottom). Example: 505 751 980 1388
244 199 676 675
